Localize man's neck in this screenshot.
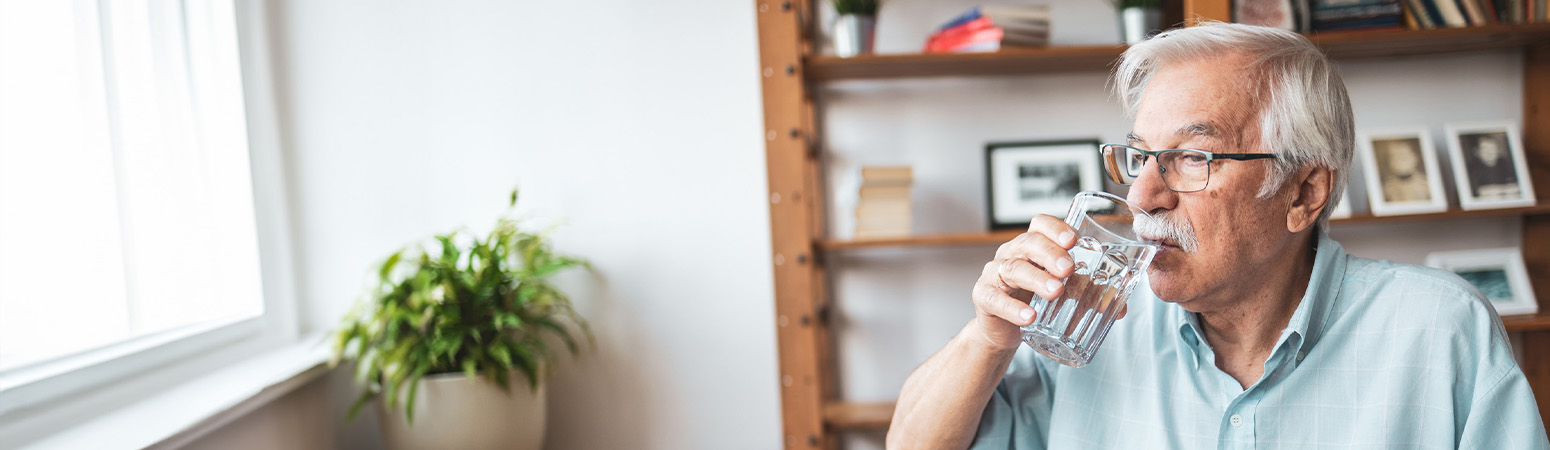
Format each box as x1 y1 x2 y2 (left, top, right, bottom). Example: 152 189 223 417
1196 232 1318 387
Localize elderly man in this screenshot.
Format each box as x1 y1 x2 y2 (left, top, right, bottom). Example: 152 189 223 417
888 23 1549 449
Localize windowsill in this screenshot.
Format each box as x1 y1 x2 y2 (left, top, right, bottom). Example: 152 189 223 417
15 334 331 450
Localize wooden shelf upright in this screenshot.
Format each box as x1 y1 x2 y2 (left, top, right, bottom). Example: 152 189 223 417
756 0 1550 447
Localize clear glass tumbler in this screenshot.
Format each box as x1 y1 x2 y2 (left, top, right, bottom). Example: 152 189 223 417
1020 191 1158 368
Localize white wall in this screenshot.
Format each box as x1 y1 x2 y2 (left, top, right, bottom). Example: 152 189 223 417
259 0 780 449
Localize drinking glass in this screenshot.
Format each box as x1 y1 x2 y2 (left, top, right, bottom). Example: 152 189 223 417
1020 191 1158 368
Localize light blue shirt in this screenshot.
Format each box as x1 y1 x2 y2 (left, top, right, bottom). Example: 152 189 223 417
970 231 1549 449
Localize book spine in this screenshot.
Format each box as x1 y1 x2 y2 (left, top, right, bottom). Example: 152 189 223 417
936 7 984 31
1459 0 1487 24
1430 0 1469 26
1406 0 1438 27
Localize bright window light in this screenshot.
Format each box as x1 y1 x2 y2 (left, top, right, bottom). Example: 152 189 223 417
0 0 263 372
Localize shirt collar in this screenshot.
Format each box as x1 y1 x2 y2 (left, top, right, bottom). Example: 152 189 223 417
1171 228 1348 370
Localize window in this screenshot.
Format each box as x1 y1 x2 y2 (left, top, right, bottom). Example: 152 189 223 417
0 0 285 415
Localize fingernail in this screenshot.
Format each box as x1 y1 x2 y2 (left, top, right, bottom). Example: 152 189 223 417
1019 309 1035 321
1058 231 1075 244
1055 257 1073 271
1045 279 1062 293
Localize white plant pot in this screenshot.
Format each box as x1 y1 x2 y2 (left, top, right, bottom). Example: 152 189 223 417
378 373 547 450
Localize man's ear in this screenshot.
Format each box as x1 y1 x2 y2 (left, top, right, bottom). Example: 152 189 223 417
1287 166 1332 233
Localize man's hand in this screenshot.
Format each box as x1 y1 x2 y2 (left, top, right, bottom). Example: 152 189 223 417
971 215 1079 352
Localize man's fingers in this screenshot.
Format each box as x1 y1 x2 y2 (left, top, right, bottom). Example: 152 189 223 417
974 280 1037 327
997 234 1077 280
1025 215 1078 248
997 258 1064 300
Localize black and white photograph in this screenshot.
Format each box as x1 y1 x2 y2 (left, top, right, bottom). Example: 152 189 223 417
1358 128 1447 216
986 139 1102 229
1017 163 1081 202
1426 248 1539 316
1446 122 1537 210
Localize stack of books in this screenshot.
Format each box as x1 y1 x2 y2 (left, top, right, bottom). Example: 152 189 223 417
1305 0 1532 31
1308 0 1404 31
854 166 913 239
924 5 1051 53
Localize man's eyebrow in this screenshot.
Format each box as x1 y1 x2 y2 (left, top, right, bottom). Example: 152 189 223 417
1127 123 1219 147
1178 122 1220 139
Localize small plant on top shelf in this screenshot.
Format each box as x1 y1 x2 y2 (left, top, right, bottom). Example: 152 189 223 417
833 0 880 15
1111 0 1162 9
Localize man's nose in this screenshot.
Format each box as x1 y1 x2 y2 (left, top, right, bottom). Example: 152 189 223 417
1125 158 1178 215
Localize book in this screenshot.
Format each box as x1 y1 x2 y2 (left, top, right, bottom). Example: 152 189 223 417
1432 0 1470 26
936 5 1053 30
1459 0 1487 24
926 5 1050 53
1404 0 1437 27
855 165 915 238
1309 0 1404 31
861 166 913 185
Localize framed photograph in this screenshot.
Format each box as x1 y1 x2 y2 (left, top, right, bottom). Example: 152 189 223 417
1425 247 1539 316
1357 127 1447 216
1444 121 1537 210
985 139 1102 230
1328 192 1352 219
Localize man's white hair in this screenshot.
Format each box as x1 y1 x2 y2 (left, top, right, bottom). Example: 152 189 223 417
1114 22 1354 229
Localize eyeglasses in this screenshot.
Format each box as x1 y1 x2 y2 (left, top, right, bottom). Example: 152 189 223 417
1100 144 1279 193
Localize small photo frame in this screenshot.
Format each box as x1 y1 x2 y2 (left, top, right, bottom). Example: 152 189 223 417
1425 247 1538 316
1329 191 1352 220
1358 127 1447 216
985 139 1102 230
1444 121 1537 210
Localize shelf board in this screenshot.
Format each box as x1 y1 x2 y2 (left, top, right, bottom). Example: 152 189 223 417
1311 23 1550 59
1504 310 1550 332
805 24 1550 82
1331 203 1550 225
824 401 895 431
806 45 1125 81
818 204 1550 251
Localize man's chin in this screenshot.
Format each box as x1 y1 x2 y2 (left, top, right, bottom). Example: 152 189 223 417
1144 265 1187 304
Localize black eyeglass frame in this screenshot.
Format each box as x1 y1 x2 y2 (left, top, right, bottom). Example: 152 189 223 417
1100 143 1279 193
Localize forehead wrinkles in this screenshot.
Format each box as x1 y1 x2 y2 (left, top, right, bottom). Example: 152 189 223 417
1136 56 1264 151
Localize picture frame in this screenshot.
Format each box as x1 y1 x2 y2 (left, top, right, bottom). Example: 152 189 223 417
984 139 1102 230
1329 190 1352 220
1425 247 1539 316
1444 121 1537 210
1357 127 1448 216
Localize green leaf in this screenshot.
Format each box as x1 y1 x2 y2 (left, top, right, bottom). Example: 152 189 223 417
508 187 519 208
346 390 373 421
379 250 403 283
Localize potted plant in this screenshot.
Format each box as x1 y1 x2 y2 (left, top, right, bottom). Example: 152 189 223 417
1114 0 1165 44
329 188 590 450
833 0 880 57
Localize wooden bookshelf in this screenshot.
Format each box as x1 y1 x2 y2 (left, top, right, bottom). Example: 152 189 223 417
804 23 1550 82
818 204 1550 251
759 0 1550 444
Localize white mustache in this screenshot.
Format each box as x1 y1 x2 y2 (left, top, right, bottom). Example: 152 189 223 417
1132 211 1199 253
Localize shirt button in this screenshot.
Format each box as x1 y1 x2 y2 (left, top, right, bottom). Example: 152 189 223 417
1230 414 1243 427
1297 351 1307 362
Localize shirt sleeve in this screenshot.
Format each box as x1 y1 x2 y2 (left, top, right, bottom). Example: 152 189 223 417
967 346 1060 450
1458 367 1550 450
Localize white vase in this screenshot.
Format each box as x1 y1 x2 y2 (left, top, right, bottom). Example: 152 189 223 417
378 373 547 450
1119 7 1164 45
833 14 876 58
